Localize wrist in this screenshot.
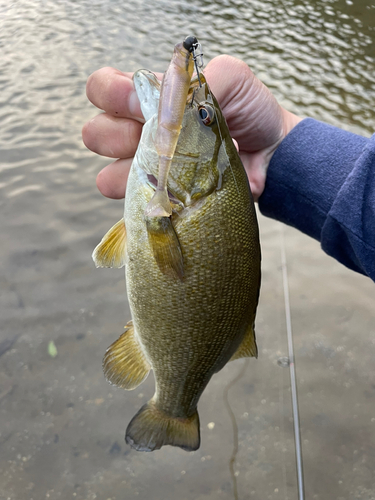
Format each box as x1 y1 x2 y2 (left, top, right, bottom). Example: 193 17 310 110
281 108 302 138
251 109 301 202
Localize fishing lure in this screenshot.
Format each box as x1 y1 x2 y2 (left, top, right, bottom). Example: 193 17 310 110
144 36 203 218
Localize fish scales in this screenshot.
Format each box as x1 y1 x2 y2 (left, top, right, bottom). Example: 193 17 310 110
93 45 261 452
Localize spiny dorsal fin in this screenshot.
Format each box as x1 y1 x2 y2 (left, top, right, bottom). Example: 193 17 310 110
103 320 151 390
230 324 258 361
145 215 184 281
92 218 126 268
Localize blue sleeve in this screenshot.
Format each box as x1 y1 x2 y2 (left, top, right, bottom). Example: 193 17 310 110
258 118 375 281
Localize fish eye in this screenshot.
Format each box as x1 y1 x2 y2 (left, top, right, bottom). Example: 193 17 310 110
198 104 215 126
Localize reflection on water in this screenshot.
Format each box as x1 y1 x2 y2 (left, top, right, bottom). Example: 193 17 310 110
1 0 374 499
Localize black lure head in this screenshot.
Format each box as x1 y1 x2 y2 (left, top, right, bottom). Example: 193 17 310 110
183 35 199 53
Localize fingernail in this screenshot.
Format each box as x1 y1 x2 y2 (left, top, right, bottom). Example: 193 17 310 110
128 90 143 121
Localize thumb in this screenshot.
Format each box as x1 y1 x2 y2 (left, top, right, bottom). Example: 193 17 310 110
205 55 284 152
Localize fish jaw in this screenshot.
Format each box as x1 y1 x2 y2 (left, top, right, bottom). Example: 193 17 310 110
133 69 161 121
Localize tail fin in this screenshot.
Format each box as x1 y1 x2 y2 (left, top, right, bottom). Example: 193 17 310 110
125 400 200 452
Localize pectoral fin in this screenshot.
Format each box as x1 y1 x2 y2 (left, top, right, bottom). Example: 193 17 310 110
145 216 184 281
230 324 258 361
92 218 126 268
103 321 151 390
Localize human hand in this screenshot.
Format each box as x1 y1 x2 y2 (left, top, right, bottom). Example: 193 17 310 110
82 55 301 201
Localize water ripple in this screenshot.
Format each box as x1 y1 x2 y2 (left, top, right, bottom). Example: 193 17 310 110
0 0 373 229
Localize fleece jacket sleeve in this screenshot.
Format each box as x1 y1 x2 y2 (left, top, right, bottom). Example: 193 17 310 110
258 118 375 281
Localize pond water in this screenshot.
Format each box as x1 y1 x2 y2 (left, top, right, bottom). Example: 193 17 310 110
1 1 374 499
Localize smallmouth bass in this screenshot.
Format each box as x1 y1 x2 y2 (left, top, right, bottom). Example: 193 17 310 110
93 39 261 452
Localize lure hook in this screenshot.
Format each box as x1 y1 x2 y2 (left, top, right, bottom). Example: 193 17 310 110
183 35 204 87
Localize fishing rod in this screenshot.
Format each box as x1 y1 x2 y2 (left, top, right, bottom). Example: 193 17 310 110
280 226 305 500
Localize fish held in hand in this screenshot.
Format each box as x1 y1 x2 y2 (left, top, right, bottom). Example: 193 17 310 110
92 39 261 452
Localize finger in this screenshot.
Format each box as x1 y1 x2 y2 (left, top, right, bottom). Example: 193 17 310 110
205 56 283 151
204 55 255 112
86 67 142 120
96 158 132 199
86 67 163 120
82 113 142 158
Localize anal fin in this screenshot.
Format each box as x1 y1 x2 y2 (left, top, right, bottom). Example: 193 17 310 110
92 218 126 268
103 321 151 390
230 324 258 361
145 215 184 280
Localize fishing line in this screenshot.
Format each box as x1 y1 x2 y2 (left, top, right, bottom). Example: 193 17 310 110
188 36 240 196
277 358 289 500
280 225 305 500
206 85 241 197
223 357 250 500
